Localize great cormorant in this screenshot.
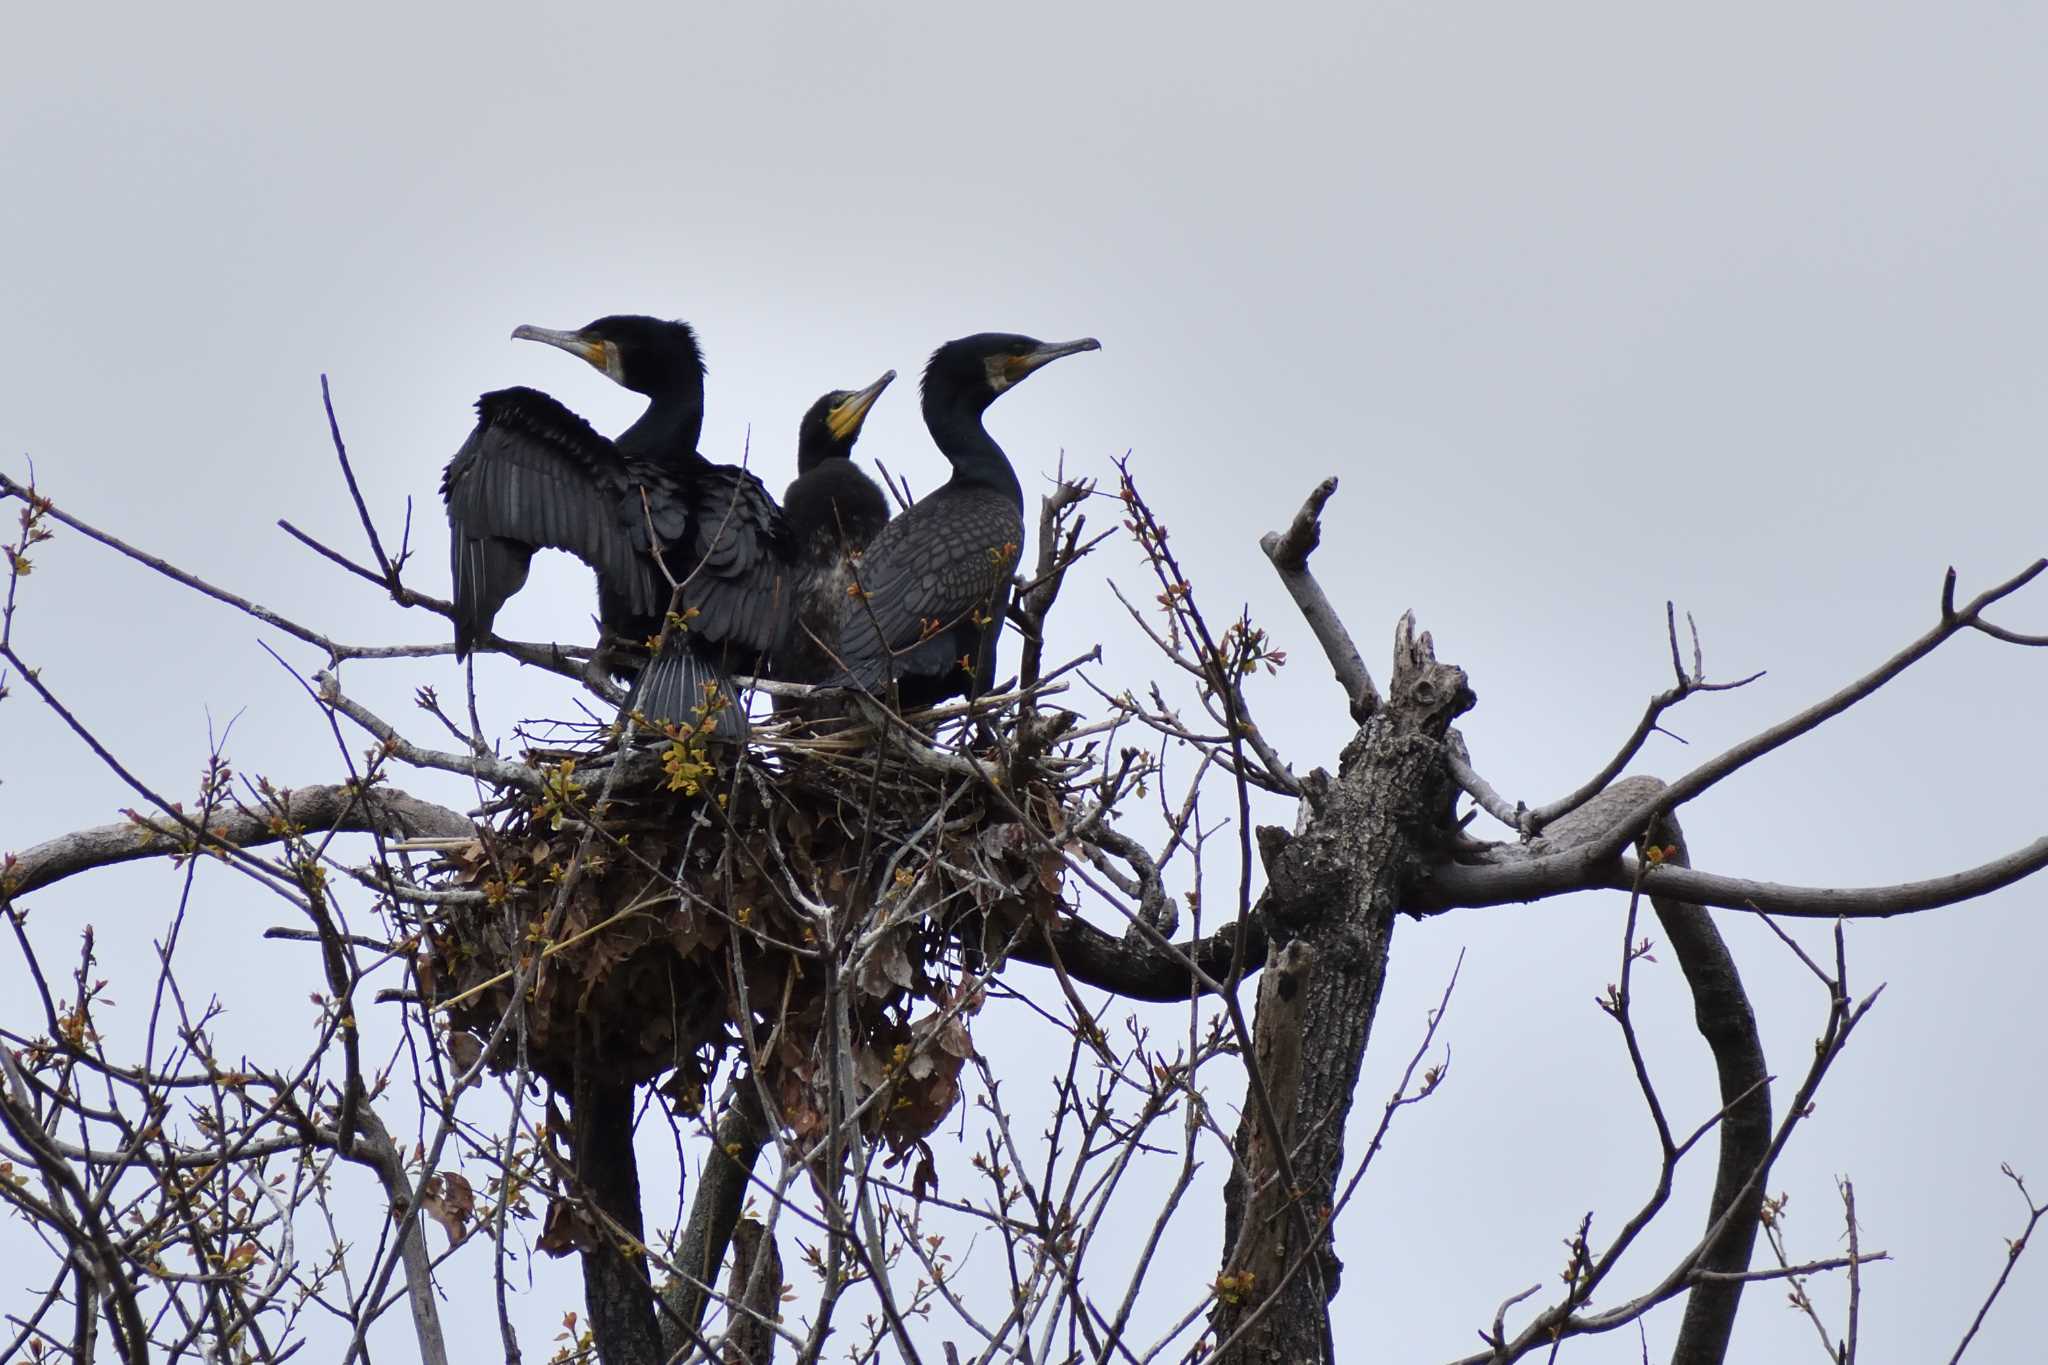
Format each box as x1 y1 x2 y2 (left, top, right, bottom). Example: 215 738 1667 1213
439 315 789 736
777 371 894 683
830 333 1099 709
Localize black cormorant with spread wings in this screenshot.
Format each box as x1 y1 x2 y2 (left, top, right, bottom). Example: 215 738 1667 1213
831 333 1098 708
439 315 789 736
778 371 894 683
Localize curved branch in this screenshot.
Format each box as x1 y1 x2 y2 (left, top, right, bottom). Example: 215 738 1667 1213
1007 912 1266 1002
1447 778 1772 1363
1445 733 1522 831
1079 824 1175 938
1259 477 1379 722
998 812 2047 1005
3 783 471 900
1970 619 2048 648
1642 805 1771 1365
1419 835 2048 920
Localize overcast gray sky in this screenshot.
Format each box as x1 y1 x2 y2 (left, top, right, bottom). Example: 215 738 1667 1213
5 2 2046 1359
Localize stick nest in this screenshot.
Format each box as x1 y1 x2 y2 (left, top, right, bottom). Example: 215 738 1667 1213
415 709 1077 1153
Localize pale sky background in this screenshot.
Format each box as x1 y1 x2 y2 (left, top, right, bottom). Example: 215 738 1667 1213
4 2 2046 1360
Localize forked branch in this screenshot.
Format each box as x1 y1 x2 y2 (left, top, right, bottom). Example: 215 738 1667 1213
1259 476 1379 721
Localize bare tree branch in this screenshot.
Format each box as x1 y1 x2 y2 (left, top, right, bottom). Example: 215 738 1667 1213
661 1081 770 1356
341 1105 451 1365
1259 477 1379 721
1948 1164 2048 1364
1582 559 2047 864
1421 835 2048 920
8 393 2047 1365
4 783 470 900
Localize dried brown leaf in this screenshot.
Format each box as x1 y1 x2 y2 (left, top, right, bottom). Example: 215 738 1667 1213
537 1197 595 1258
444 1030 484 1087
937 1018 975 1060
419 1171 475 1245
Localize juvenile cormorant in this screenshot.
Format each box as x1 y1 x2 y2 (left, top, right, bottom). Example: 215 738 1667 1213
777 371 894 683
830 333 1099 708
439 315 789 736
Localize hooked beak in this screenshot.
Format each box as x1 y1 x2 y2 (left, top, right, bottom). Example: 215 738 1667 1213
995 336 1101 391
512 324 625 384
825 369 896 441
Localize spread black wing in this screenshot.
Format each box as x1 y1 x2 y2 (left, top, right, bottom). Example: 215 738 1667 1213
443 388 794 735
630 466 793 732
673 465 790 657
441 387 678 655
831 486 1023 706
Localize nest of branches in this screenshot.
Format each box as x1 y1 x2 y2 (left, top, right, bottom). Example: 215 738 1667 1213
414 698 1077 1155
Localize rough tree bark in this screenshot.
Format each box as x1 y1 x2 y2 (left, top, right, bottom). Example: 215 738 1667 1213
1212 616 1474 1362
661 1083 771 1360
574 1061 663 1365
721 1218 782 1365
3 783 472 897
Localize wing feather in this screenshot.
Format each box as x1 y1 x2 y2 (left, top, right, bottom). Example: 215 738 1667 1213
672 466 791 658
443 388 796 670
833 488 1022 692
441 387 662 654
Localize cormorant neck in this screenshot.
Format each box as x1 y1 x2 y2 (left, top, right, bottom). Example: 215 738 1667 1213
615 384 704 463
794 436 842 476
923 391 1022 504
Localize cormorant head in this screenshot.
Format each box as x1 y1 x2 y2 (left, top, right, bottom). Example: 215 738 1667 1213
922 333 1101 417
511 315 706 398
796 370 896 472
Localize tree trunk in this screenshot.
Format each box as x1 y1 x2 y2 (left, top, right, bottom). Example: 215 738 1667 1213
574 1059 662 1365
1213 617 1472 1363
722 1218 783 1365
